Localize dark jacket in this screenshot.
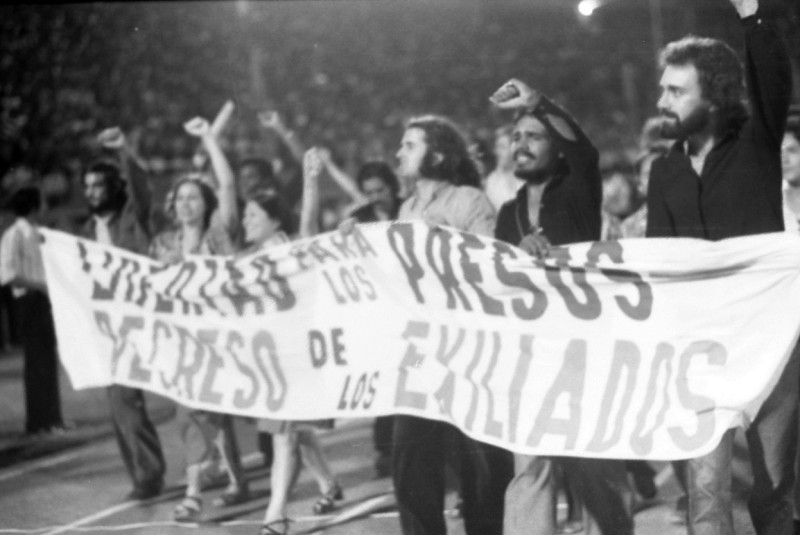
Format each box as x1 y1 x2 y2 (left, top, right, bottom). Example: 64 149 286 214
646 14 791 240
494 97 602 247
80 162 152 255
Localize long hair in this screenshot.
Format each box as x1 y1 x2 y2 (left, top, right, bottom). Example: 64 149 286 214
84 160 127 212
406 115 481 188
356 161 400 198
249 190 295 236
660 35 747 125
165 175 218 231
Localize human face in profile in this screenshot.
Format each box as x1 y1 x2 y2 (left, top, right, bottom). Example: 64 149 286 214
396 127 428 183
782 133 800 187
657 63 713 139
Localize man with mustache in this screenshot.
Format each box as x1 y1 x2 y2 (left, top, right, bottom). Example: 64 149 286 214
81 127 166 501
491 79 632 535
391 114 513 535
645 0 795 533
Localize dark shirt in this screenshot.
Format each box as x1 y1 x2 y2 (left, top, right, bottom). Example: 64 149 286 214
79 162 152 255
494 97 602 247
350 201 400 224
646 14 791 241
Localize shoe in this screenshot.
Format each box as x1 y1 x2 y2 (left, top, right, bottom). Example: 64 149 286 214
126 480 163 501
312 483 343 514
174 495 202 523
259 518 291 534
213 485 250 507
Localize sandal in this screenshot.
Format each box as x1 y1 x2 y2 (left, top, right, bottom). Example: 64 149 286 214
312 483 343 514
213 485 250 507
259 518 292 535
173 495 202 523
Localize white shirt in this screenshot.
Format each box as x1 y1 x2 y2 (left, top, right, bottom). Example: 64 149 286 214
0 217 46 298
93 214 113 245
484 169 524 212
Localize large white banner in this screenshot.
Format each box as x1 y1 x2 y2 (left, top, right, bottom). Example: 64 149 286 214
39 224 800 461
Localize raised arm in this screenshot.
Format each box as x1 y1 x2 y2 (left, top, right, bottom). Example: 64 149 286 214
259 110 305 163
733 0 791 147
97 126 152 231
491 78 601 206
318 148 368 205
299 148 323 238
191 100 236 173
184 116 238 237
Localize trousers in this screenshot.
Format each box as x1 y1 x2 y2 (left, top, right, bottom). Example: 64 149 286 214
107 385 166 491
16 291 62 433
504 454 633 535
392 415 513 535
687 344 799 535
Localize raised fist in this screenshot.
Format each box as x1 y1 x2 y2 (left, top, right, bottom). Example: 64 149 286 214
490 79 541 110
184 117 211 137
317 147 333 164
97 127 126 150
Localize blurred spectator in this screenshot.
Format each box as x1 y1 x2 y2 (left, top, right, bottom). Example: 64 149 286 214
601 163 639 240
782 107 800 231
483 125 523 211
0 185 64 435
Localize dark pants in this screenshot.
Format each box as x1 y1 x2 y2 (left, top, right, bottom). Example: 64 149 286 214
107 384 166 492
374 415 394 456
504 455 633 535
687 344 799 535
392 415 513 535
16 291 62 433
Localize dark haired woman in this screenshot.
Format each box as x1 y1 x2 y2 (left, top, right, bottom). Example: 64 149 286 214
151 117 248 522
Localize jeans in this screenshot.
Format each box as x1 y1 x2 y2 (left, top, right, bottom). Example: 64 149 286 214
687 345 799 535
504 455 633 535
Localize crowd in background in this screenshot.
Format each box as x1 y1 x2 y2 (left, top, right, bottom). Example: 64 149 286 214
1 1 800 534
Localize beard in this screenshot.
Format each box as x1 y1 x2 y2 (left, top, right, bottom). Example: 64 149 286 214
513 149 556 185
514 167 551 185
88 190 124 215
660 105 711 139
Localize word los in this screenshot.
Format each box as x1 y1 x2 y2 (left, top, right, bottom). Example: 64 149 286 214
394 320 724 455
387 223 653 322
